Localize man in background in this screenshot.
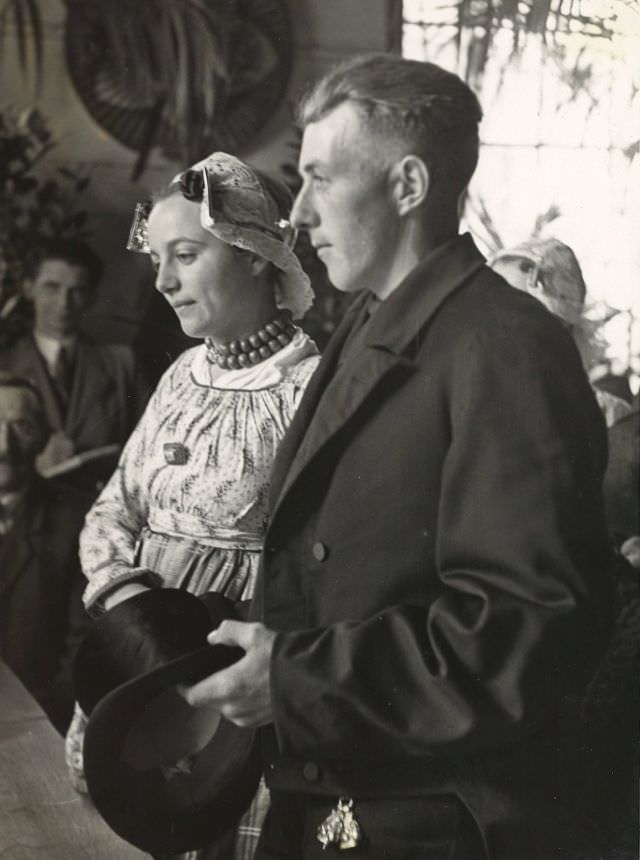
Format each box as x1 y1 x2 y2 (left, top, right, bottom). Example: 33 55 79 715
0 238 149 496
0 372 90 733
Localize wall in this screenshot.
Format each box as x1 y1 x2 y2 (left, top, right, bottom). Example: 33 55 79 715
1 0 399 343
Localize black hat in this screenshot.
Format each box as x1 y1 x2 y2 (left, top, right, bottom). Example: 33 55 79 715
74 588 261 854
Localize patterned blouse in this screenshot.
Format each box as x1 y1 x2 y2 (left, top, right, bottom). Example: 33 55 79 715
80 330 319 612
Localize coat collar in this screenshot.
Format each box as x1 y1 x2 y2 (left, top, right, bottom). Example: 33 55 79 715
12 335 113 434
268 233 486 519
364 232 485 354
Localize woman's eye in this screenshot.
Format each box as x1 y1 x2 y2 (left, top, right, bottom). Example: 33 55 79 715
176 252 197 265
150 258 160 273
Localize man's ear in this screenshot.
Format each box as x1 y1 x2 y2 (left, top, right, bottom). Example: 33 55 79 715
390 155 430 216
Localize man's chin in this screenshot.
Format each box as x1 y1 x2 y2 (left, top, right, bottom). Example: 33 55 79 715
326 272 363 295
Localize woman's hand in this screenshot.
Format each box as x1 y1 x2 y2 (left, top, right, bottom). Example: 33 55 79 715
104 582 151 611
180 621 276 728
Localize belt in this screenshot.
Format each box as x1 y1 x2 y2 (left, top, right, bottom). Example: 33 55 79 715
147 509 264 550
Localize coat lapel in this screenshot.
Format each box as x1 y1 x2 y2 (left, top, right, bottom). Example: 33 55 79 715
0 483 44 603
270 234 486 520
268 294 365 510
16 337 66 431
64 339 111 439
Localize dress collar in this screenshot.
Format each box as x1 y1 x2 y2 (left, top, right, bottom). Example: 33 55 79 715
191 328 318 391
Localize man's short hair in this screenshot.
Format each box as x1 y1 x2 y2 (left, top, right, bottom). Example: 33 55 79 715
27 238 103 287
0 371 45 416
297 53 483 199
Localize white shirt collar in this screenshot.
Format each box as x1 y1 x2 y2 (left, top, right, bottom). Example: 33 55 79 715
33 332 77 371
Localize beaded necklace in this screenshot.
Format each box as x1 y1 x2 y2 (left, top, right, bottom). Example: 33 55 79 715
205 311 296 370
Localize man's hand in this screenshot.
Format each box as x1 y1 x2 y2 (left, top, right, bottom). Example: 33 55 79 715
180 621 276 728
36 430 75 475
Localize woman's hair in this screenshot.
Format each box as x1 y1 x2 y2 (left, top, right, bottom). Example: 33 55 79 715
297 53 483 199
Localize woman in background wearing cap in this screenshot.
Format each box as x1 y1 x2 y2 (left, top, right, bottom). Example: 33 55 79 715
490 237 631 428
65 152 319 859
491 237 639 565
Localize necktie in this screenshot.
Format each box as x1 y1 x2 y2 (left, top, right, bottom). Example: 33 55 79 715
53 345 73 409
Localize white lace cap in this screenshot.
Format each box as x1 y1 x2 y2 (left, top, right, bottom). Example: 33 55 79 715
490 238 585 326
127 151 314 320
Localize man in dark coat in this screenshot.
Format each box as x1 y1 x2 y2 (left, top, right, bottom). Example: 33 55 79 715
0 239 149 496
0 372 91 733
183 55 617 858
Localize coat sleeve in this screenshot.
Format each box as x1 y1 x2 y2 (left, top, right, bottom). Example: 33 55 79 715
269 310 613 759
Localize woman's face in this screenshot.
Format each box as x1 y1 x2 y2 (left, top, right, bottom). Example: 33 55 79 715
147 194 260 341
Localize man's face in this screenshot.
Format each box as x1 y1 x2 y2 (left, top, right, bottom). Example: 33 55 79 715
291 102 400 297
0 386 45 492
27 259 95 339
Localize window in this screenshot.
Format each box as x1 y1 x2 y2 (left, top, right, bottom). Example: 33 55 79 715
403 0 640 386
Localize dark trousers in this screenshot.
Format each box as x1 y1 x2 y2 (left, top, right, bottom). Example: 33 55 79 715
255 791 486 860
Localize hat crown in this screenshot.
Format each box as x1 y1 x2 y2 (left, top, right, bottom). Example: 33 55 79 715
75 589 230 716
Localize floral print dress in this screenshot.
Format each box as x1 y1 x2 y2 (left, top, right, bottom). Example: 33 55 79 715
66 330 319 860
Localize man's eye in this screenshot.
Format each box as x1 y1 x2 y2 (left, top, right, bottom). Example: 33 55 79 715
150 258 160 273
13 420 37 438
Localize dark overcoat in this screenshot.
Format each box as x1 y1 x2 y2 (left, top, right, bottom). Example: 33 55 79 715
0 334 149 491
253 234 616 859
0 477 91 733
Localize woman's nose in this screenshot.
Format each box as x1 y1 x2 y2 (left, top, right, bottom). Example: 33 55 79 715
154 263 179 295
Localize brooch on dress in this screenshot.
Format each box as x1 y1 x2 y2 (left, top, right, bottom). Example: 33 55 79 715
163 442 190 465
317 797 362 850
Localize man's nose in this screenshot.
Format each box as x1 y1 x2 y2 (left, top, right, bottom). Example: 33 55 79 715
62 289 76 311
290 185 318 231
0 422 10 455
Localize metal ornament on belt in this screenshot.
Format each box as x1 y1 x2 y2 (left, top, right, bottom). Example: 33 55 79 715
317 797 362 850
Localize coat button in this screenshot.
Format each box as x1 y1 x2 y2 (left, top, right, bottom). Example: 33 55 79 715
303 761 321 783
312 541 329 562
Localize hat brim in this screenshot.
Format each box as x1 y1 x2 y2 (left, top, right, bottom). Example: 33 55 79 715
75 589 261 854
83 641 261 854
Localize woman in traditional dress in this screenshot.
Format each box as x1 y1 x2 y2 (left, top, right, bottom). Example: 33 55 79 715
66 151 319 859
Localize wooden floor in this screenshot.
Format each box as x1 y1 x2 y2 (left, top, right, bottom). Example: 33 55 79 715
0 659 146 859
